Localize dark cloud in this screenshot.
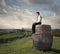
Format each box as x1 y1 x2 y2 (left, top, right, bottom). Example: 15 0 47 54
51 5 60 15
30 0 53 5
23 0 60 15
0 0 20 15
40 0 60 15
0 0 7 14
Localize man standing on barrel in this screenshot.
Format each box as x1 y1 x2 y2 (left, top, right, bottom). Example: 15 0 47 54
32 12 42 33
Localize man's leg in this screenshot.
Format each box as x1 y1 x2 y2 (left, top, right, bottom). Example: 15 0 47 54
32 22 41 33
32 23 36 33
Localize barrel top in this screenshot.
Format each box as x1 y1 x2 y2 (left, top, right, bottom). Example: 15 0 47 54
36 24 51 28
37 24 51 26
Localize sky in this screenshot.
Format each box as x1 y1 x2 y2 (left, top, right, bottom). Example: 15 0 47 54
0 0 60 29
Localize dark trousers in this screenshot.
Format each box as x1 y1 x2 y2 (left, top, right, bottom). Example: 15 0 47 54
32 22 41 33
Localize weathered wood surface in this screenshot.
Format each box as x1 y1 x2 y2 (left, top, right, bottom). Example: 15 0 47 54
32 25 53 50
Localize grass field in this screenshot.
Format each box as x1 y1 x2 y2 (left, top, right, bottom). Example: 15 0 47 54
0 31 31 43
0 36 60 54
0 32 24 39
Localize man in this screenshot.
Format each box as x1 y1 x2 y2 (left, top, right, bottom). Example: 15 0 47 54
32 12 42 33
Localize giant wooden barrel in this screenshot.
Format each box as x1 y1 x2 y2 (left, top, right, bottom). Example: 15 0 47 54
32 24 53 50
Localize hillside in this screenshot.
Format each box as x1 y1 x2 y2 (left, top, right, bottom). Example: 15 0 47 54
0 37 60 54
52 29 60 37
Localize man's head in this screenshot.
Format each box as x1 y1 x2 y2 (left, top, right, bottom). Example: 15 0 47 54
36 12 40 16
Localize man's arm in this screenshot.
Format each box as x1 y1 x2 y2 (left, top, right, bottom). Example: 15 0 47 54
40 16 42 23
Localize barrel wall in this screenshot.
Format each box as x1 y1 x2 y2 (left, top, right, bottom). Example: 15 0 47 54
32 25 53 50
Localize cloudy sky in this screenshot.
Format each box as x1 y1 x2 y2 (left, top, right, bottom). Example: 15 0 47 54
0 0 60 29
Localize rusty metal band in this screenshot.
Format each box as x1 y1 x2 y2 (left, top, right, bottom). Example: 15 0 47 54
35 32 51 34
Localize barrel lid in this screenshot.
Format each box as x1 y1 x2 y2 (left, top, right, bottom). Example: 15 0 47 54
36 24 51 28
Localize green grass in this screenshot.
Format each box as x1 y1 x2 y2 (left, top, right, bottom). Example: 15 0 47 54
0 37 60 54
0 32 24 39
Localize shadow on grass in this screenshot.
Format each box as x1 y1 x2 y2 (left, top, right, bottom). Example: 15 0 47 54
50 48 60 53
42 48 60 53
33 47 60 54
